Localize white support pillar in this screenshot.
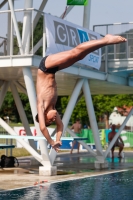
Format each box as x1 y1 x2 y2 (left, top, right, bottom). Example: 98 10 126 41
7 0 14 56
43 13 46 57
22 0 52 168
7 2 12 55
22 0 33 54
0 81 9 108
10 82 36 150
83 79 103 156
0 118 43 164
62 79 85 132
104 108 133 158
83 0 91 29
82 79 108 169
30 38 43 54
13 81 27 95
51 89 84 137
22 67 51 166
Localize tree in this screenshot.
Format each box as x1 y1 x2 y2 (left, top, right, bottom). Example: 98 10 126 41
92 95 116 128
33 16 43 56
13 22 23 55
0 92 33 123
0 92 20 122
60 96 89 125
92 94 133 128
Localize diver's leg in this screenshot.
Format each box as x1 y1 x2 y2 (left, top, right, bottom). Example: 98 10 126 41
45 35 127 70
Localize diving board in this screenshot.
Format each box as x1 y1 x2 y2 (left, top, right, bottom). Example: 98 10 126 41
0 135 88 141
0 144 15 149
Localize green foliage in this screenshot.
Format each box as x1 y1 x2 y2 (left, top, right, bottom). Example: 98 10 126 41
92 94 133 120
33 15 43 56
13 16 43 56
0 92 33 124
13 22 23 55
1 92 133 126
0 92 17 121
92 94 116 119
19 93 33 123
60 94 133 126
61 96 89 125
112 94 133 107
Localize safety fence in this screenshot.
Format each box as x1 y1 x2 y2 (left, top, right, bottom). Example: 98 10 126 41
93 22 133 60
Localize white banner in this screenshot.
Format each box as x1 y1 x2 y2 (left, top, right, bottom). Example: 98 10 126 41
45 13 101 70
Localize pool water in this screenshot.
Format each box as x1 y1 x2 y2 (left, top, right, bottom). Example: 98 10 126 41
0 170 133 200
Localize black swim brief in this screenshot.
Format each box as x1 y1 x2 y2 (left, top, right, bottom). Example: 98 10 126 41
39 56 58 74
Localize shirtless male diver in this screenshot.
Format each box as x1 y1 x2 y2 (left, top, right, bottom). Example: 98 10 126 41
70 119 82 154
36 34 127 152
108 124 124 158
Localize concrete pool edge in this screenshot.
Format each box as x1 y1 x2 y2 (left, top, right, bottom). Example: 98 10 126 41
0 168 129 193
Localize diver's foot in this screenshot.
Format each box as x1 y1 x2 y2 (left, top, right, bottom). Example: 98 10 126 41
104 34 127 45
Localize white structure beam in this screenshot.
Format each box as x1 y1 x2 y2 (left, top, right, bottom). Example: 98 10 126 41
83 0 91 29
0 118 44 164
62 79 85 132
0 81 9 108
30 38 43 54
13 81 27 95
0 0 7 9
21 0 51 166
51 90 84 137
10 82 37 150
22 67 51 165
83 79 103 157
7 1 13 55
49 79 85 164
22 0 33 54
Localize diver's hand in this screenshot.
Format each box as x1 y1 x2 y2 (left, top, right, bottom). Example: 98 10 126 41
52 141 62 152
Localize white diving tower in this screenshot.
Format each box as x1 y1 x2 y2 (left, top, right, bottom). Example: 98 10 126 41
0 0 133 174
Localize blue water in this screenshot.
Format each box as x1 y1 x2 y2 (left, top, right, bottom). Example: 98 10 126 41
0 170 133 200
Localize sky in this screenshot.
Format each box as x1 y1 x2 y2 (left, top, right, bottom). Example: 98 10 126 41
0 0 133 37
37 0 133 30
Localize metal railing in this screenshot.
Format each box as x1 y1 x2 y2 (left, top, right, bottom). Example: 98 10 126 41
93 22 133 60
0 8 133 72
0 8 44 57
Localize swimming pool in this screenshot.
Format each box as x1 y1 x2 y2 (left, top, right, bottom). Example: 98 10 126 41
0 170 133 200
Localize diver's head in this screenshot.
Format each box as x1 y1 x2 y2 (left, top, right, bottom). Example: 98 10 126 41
35 109 57 127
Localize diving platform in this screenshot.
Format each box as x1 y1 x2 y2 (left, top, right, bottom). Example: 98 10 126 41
0 54 133 95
